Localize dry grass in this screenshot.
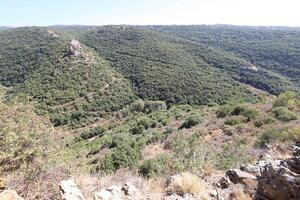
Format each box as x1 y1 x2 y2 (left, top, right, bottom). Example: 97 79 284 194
169 172 209 199
229 189 252 200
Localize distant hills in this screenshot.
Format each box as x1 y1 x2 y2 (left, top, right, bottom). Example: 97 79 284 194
0 25 299 127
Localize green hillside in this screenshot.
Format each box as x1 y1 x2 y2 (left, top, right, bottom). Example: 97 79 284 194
0 27 136 127
70 26 258 105
151 25 300 91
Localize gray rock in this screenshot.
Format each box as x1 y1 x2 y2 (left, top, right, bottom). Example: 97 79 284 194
256 156 300 200
226 169 256 184
60 180 85 200
70 40 82 57
0 190 24 200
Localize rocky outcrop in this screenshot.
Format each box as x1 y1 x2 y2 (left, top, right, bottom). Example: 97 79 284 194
70 40 82 57
60 180 85 200
93 182 141 200
0 190 24 200
226 169 256 185
256 156 300 200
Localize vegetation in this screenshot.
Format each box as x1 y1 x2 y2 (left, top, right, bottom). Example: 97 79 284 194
272 107 298 122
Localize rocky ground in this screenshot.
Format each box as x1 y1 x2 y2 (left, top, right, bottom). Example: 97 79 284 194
2 143 299 200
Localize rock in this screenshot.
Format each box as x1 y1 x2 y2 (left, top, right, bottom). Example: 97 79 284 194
70 40 82 57
240 163 261 176
93 182 142 200
163 193 198 200
219 177 230 189
0 190 24 200
122 182 139 197
226 169 256 184
292 145 300 156
60 179 85 200
256 156 300 200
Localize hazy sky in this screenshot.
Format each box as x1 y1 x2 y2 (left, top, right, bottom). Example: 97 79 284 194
1 0 300 27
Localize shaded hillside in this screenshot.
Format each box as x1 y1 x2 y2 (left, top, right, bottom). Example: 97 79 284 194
0 27 136 127
72 26 258 105
151 25 300 91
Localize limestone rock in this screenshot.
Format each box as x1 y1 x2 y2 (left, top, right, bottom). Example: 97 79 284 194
60 179 85 200
0 190 24 200
256 156 300 200
226 169 256 184
70 40 82 57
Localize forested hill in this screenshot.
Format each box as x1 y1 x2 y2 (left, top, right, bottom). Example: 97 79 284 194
150 25 300 90
0 25 299 127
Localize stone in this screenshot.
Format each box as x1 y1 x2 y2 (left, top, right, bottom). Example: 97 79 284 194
292 145 300 156
93 185 123 200
70 40 82 57
0 190 24 200
256 156 300 200
219 177 230 189
226 169 256 184
122 182 139 197
240 163 261 176
60 179 85 200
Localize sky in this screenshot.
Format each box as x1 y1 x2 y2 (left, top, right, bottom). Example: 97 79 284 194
0 0 300 27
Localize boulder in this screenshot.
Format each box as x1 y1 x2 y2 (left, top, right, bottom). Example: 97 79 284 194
93 185 123 200
292 145 300 156
226 169 256 185
60 179 85 200
0 190 24 200
70 40 82 57
256 156 300 200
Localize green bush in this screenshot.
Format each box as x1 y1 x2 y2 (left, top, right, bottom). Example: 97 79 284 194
99 144 140 173
254 117 275 127
144 101 167 113
80 127 107 140
139 155 168 178
231 106 259 120
224 117 243 126
273 91 299 109
217 105 234 118
272 107 298 122
180 114 202 129
130 99 145 112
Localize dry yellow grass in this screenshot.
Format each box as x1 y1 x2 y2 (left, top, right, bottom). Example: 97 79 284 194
170 172 209 199
230 189 252 200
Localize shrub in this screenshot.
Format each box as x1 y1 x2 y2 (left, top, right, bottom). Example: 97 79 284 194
272 107 298 122
80 127 107 140
256 127 300 146
224 116 244 126
169 172 209 198
231 106 259 120
99 144 140 173
216 105 235 118
139 155 168 178
130 99 145 112
273 91 299 109
254 117 275 127
144 101 167 113
180 114 202 129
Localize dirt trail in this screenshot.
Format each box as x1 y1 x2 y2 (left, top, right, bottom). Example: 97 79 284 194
52 76 116 109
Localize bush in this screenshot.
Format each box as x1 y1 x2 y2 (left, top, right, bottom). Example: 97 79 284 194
231 106 259 120
99 144 140 173
254 117 275 127
216 105 235 118
144 101 167 113
80 127 107 140
180 114 202 129
272 107 298 122
273 91 299 109
130 99 145 112
139 155 168 178
257 127 300 146
224 117 243 126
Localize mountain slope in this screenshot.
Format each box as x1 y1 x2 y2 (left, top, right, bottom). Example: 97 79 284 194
0 27 136 127
151 25 300 91
68 26 258 105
